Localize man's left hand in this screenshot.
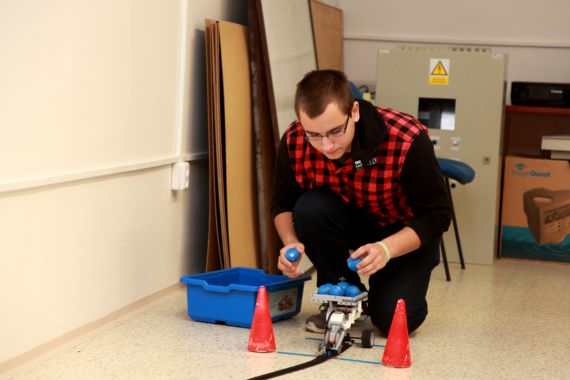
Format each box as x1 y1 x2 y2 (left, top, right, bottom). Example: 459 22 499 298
350 242 390 276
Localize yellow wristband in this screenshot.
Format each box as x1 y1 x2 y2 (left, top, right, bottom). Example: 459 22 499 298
376 241 391 263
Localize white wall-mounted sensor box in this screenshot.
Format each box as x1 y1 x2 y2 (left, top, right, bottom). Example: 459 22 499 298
171 162 190 190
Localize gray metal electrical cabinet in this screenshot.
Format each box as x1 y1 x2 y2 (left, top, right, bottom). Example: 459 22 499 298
376 45 506 265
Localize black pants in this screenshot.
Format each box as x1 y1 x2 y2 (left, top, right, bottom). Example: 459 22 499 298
293 189 440 336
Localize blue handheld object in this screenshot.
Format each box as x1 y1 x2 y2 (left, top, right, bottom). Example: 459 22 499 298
344 285 361 297
285 247 300 262
329 285 343 296
317 284 333 295
347 257 362 271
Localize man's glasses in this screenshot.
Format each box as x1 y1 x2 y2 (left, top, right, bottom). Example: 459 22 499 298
304 115 350 142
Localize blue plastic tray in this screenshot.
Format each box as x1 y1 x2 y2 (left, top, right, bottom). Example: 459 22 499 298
180 267 311 328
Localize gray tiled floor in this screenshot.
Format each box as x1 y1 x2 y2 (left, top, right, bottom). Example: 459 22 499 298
4 259 570 379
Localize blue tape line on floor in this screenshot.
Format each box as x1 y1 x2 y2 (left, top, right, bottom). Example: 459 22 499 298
337 357 382 365
277 351 317 358
304 337 385 348
277 351 382 366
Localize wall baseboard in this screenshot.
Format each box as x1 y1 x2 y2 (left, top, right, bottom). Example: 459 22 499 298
0 282 184 375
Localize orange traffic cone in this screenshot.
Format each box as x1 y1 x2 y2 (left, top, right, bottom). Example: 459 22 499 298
247 286 276 352
382 299 411 367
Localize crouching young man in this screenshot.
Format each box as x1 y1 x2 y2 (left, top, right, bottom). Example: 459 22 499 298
271 70 452 335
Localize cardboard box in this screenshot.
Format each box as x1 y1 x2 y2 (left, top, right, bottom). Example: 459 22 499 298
501 156 570 262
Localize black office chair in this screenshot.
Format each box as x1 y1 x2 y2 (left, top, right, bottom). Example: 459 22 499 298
437 158 475 281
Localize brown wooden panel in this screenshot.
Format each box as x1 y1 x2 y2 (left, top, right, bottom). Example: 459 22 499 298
250 1 281 274
205 20 223 271
310 0 343 70
219 21 261 269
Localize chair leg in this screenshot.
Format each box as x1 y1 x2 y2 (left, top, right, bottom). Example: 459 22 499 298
440 239 451 281
445 177 466 270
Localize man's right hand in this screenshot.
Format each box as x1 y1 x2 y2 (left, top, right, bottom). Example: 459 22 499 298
277 243 305 278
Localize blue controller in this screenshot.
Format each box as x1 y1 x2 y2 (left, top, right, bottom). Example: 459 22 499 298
285 247 300 262
344 285 361 297
347 257 362 271
317 283 333 294
317 282 361 297
328 285 343 296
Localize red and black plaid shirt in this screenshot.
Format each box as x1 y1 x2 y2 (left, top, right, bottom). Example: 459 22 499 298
272 100 451 244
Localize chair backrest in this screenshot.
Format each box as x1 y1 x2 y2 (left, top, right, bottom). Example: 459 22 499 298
437 158 475 184
349 80 363 100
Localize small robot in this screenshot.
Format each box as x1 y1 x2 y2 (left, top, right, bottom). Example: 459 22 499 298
311 290 375 354
284 248 375 354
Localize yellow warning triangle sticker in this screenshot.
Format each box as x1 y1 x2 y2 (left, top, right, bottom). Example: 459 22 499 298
431 61 448 76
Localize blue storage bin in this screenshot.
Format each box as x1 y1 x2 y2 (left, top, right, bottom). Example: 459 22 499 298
180 267 311 328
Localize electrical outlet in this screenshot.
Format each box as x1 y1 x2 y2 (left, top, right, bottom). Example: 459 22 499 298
171 162 189 190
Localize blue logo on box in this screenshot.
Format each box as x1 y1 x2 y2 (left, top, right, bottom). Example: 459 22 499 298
512 162 550 177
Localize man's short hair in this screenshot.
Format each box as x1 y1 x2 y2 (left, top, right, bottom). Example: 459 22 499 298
294 70 354 119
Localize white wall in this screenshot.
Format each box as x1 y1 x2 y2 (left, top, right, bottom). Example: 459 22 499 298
338 0 570 46
0 0 246 367
321 0 570 102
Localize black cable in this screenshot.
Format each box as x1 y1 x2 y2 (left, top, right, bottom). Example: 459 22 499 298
248 302 357 379
248 324 353 380
247 351 336 380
